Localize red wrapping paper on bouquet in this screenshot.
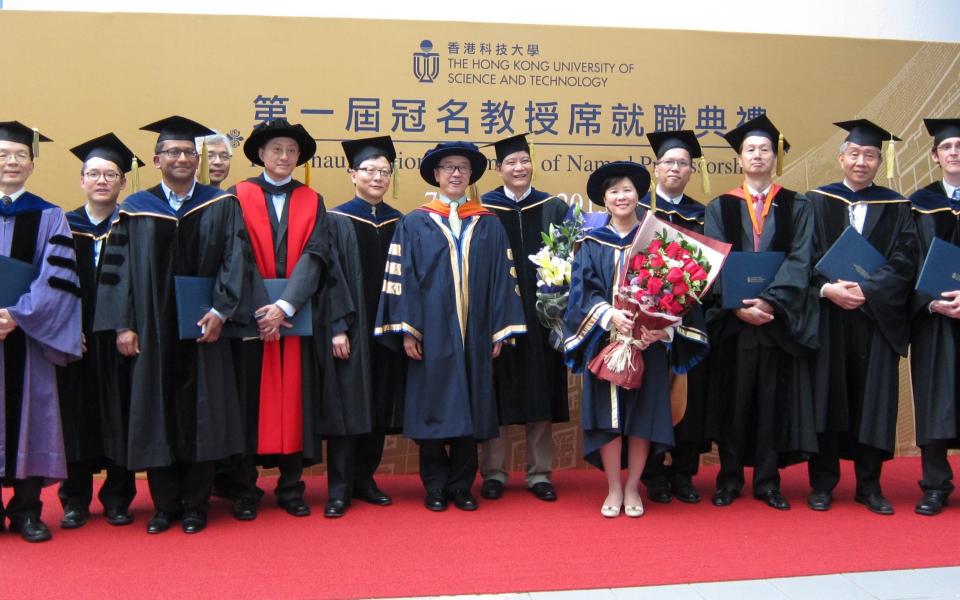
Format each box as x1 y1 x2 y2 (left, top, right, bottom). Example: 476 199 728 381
588 212 731 390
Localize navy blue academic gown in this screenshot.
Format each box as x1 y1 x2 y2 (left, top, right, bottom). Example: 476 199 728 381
374 206 526 441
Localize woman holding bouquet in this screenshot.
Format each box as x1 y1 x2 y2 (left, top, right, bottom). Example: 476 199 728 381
564 162 708 517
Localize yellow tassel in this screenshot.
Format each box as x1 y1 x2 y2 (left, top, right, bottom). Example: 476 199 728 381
776 133 784 177
392 158 399 201
198 139 210 185
131 157 140 193
699 156 711 196
649 171 657 213
31 128 40 158
885 137 895 181
529 139 536 184
469 183 479 203
304 159 312 189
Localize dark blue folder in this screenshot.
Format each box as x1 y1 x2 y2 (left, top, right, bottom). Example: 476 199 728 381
916 237 960 298
174 276 313 340
720 251 785 309
815 226 887 284
0 255 40 308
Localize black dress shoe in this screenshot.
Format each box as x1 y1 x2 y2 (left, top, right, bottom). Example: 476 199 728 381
480 479 504 500
855 492 894 515
181 510 207 534
915 490 949 516
672 480 701 504
711 488 739 507
353 484 392 506
647 483 672 504
146 511 179 534
529 482 557 502
278 498 311 517
755 489 791 510
424 489 447 511
232 498 258 521
104 506 133 526
448 488 478 511
807 491 832 511
324 499 350 518
9 516 52 543
60 507 90 529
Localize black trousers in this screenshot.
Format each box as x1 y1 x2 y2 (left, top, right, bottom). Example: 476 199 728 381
418 437 477 492
230 453 304 504
716 440 780 495
146 461 215 513
326 433 386 501
641 442 701 488
0 476 44 524
808 432 885 496
59 461 136 511
919 442 955 494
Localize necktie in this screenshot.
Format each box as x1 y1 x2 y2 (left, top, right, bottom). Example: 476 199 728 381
752 193 765 251
447 199 462 238
952 188 960 210
1 196 11 207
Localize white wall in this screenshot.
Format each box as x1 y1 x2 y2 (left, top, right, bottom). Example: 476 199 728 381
4 0 959 43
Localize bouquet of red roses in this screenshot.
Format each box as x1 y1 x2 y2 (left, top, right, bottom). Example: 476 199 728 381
588 212 730 389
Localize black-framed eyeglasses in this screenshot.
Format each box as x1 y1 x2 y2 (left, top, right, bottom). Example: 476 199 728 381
83 170 122 182
354 167 393 178
158 148 200 159
437 164 471 174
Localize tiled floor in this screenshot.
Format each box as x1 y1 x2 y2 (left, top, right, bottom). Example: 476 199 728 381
397 566 960 600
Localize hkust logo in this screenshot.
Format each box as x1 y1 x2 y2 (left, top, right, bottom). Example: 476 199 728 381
413 40 440 83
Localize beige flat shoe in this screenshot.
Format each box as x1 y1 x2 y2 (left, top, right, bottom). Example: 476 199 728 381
624 502 645 517
601 504 622 518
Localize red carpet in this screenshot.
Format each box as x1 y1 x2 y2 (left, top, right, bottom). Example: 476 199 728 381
1 456 959 599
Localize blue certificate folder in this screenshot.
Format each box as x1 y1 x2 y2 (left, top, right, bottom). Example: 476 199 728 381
720 252 785 309
174 276 312 340
916 237 960 298
815 226 887 284
0 255 40 308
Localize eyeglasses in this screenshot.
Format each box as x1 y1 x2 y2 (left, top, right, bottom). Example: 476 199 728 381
0 151 30 164
207 152 231 162
437 164 472 174
937 142 960 153
158 148 200 159
658 159 691 169
83 170 122 182
354 167 393 178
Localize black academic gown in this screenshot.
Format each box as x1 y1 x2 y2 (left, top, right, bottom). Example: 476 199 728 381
638 192 710 451
374 206 527 441
481 187 569 425
703 188 819 466
321 197 405 436
57 207 131 466
562 222 708 469
807 182 919 457
909 182 960 447
228 177 327 464
93 184 251 470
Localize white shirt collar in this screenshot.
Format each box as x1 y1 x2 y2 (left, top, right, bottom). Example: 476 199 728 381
263 172 292 187
438 193 467 206
655 185 683 205
943 179 960 199
504 186 531 203
1 187 27 202
160 180 196 203
746 183 772 197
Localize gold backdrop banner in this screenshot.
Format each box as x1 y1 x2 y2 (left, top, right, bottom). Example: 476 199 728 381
5 10 958 472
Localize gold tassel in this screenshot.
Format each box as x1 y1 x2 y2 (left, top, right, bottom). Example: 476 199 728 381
198 139 210 185
392 158 399 201
529 139 536 184
469 183 479 203
304 158 312 189
131 157 140 193
649 171 657 213
31 128 40 158
885 136 895 181
699 156 711 196
776 133 784 177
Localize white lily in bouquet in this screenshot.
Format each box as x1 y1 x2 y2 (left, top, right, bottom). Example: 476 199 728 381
528 204 585 351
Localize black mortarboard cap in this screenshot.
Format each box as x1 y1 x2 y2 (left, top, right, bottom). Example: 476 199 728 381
244 118 317 167
70 132 144 173
923 118 960 146
647 130 703 160
0 121 52 150
341 135 397 169
140 115 215 144
485 133 531 163
834 119 901 148
722 114 790 154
